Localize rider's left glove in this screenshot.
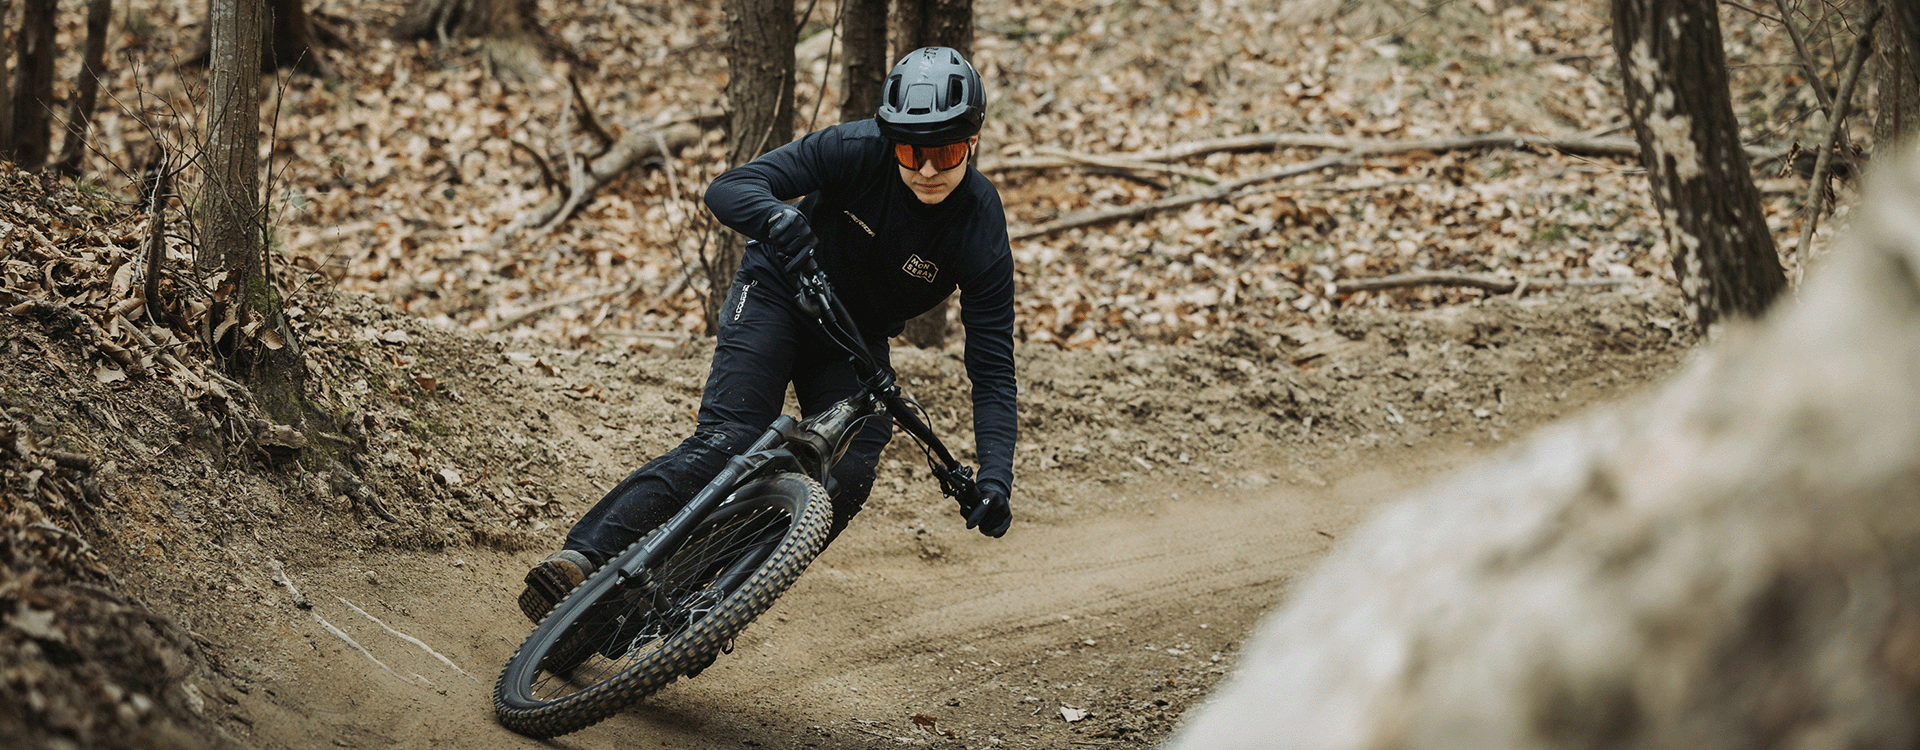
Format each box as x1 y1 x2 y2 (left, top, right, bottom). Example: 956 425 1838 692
966 486 1012 538
763 207 816 261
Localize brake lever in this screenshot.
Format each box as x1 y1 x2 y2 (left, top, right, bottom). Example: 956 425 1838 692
935 464 981 516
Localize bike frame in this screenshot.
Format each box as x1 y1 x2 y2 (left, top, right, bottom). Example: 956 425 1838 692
614 247 982 585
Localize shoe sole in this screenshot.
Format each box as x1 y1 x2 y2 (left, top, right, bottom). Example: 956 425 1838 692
520 562 582 623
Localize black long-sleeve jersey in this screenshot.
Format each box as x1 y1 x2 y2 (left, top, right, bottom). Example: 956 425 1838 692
703 119 1018 498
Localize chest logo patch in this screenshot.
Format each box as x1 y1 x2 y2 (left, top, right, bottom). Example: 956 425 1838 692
902 255 939 282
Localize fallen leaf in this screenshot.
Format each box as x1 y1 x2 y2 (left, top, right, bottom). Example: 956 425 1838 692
911 713 956 737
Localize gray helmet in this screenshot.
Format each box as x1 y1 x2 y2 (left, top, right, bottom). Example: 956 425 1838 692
877 47 985 146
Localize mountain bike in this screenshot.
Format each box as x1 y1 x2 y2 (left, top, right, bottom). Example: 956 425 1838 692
492 246 987 738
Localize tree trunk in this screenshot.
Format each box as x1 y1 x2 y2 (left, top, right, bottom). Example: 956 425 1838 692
891 0 971 56
264 0 331 74
839 0 888 125
391 0 567 78
0 0 15 156
1875 0 1920 147
51 0 112 175
890 0 972 349
1612 0 1784 334
5 0 55 170
1164 143 1920 750
706 0 797 335
203 0 305 423
186 0 335 75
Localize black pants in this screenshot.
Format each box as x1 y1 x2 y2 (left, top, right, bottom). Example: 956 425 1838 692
561 256 894 568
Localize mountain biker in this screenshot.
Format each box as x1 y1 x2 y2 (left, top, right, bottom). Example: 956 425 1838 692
519 47 1018 623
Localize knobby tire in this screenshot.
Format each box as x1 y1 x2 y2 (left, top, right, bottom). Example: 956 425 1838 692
493 472 831 738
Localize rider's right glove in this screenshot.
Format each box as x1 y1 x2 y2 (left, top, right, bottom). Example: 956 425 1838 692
763 207 816 261
966 486 1012 538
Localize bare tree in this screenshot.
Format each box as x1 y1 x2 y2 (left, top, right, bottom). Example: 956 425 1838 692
889 0 972 60
202 0 305 420
263 0 335 74
188 0 338 75
1613 0 1785 333
51 0 112 175
4 0 55 170
392 0 575 77
891 0 973 349
1874 0 1920 145
0 0 15 154
705 0 798 334
839 0 888 125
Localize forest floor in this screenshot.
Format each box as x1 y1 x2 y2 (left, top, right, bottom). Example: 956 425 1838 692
0 0 1866 746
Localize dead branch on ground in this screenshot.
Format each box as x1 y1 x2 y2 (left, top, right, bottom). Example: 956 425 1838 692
1005 132 1704 240
1011 153 1353 241
479 121 701 253
1331 272 1640 296
485 278 643 333
1028 146 1222 184
981 132 1646 177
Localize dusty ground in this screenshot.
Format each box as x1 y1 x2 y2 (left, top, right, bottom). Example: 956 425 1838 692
2 227 1693 748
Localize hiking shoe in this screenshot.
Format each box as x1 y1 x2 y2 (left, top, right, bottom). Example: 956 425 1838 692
519 550 594 624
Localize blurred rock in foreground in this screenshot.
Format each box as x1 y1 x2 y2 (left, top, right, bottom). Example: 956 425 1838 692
1165 145 1920 750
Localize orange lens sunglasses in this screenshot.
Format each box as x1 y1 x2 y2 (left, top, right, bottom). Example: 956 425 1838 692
892 141 971 171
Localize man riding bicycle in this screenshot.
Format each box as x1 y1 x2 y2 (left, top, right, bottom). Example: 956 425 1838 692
520 47 1018 623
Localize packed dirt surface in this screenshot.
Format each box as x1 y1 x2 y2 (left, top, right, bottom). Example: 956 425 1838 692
2 223 1694 748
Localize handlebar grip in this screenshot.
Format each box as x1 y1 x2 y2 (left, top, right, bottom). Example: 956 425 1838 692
953 486 982 516
781 243 819 275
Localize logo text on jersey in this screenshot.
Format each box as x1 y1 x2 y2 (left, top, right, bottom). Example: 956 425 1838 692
843 210 875 237
902 255 938 282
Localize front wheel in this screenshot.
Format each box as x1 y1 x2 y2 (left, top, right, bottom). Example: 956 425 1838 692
493 472 831 738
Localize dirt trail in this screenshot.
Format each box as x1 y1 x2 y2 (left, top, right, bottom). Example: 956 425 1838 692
1 277 1690 749
215 441 1474 750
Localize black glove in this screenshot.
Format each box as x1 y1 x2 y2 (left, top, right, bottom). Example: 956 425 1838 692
763 207 815 261
965 486 1011 538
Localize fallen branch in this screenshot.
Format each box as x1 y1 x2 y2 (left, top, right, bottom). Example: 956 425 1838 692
486 277 644 333
1030 146 1221 184
478 122 701 253
982 132 1645 176
1006 132 1674 240
1011 153 1352 241
1332 272 1640 296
